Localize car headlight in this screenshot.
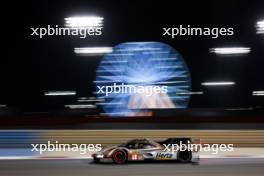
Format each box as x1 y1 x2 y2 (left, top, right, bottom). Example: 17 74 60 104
95 154 104 158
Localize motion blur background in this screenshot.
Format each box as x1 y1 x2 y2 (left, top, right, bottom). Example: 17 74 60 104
0 0 264 127
0 1 264 175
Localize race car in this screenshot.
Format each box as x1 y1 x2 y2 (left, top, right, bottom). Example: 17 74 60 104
92 138 200 164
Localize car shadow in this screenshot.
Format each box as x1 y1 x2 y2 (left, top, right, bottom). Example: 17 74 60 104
89 160 199 165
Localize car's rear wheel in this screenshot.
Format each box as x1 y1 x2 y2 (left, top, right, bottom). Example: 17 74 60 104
177 151 192 163
112 149 127 164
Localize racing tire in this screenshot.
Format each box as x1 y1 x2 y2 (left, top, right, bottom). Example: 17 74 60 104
112 149 127 164
177 151 192 163
93 158 100 163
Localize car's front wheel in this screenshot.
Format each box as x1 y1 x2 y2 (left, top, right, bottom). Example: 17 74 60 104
93 157 100 163
112 149 127 164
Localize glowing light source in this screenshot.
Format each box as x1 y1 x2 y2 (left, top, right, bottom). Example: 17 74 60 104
64 16 103 28
74 47 113 56
0 105 6 108
44 91 76 96
77 97 104 102
176 91 203 95
253 91 264 96
201 82 235 86
209 47 251 55
256 20 264 34
96 42 191 117
64 104 96 109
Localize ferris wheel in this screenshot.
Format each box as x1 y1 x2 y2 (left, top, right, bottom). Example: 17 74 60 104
95 42 191 117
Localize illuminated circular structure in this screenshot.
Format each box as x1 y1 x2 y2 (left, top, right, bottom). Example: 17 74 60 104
96 42 191 117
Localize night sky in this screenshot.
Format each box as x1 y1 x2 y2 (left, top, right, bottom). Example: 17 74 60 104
1 0 264 114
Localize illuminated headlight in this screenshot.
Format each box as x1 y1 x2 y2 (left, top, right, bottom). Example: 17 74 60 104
95 154 104 158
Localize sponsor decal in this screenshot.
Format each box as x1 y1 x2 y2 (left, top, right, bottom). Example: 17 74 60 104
156 152 173 159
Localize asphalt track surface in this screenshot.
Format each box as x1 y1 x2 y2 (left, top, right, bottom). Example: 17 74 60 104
0 158 264 176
